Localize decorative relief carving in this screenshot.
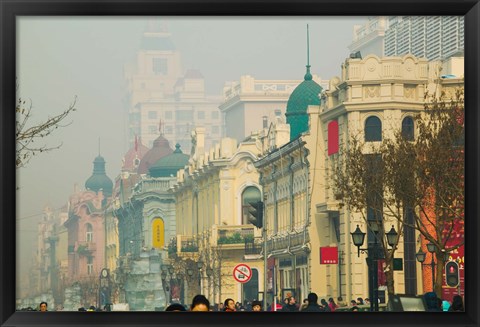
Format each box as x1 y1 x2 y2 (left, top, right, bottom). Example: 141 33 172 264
367 62 376 72
404 86 416 99
364 86 380 98
222 181 230 191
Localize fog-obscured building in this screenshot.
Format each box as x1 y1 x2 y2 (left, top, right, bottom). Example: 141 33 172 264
123 21 223 154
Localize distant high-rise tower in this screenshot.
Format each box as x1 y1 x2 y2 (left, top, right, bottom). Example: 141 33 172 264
385 16 464 60
123 20 223 154
349 16 464 61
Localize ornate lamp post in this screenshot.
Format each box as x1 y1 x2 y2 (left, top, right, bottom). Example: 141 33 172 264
351 223 397 312
416 242 444 292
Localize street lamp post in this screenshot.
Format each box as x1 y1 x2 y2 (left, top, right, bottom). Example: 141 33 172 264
351 223 397 312
415 242 440 293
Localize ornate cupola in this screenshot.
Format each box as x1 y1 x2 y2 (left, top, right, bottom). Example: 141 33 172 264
85 151 113 197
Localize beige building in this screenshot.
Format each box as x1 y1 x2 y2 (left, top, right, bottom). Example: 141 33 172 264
255 54 464 304
171 128 265 305
219 75 329 143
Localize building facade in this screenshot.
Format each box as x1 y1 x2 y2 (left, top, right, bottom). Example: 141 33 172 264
219 75 329 143
171 128 265 306
123 21 223 153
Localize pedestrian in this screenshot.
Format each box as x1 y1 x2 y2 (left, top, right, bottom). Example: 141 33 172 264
165 303 187 311
251 300 262 311
423 292 442 312
224 298 236 312
350 299 357 307
328 297 337 312
350 306 360 312
356 297 364 305
299 298 309 311
448 295 464 312
282 296 298 312
190 294 210 312
302 293 323 312
39 301 48 312
320 299 331 312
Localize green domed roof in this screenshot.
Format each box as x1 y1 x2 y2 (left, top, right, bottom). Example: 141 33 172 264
149 143 189 178
285 65 322 140
85 155 113 196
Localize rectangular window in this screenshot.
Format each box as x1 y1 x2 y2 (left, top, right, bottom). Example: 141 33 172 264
87 257 93 275
86 232 93 243
176 110 193 121
153 58 167 75
197 111 205 119
148 111 157 120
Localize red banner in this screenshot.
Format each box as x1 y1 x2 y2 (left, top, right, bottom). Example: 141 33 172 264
320 247 338 264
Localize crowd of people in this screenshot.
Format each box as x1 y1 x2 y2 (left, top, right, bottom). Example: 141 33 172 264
21 292 464 312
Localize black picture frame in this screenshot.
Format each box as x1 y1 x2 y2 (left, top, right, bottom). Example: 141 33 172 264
1 1 478 327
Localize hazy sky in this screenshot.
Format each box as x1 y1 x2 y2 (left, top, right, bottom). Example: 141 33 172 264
16 16 366 278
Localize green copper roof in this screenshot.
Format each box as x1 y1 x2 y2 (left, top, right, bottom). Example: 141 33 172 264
149 143 189 178
85 155 113 196
285 65 322 140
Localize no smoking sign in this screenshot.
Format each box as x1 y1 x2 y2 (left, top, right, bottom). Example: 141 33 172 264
233 263 252 283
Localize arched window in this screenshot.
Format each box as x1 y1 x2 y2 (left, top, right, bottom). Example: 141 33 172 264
242 186 261 225
85 223 93 243
402 116 414 141
365 116 382 142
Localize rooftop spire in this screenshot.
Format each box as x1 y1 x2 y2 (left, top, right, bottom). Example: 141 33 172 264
305 24 312 81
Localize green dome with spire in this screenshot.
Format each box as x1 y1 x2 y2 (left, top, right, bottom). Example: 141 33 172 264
149 143 189 178
85 155 113 196
285 65 322 140
285 24 322 140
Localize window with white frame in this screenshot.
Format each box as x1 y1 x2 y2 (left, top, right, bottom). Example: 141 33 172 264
86 224 93 243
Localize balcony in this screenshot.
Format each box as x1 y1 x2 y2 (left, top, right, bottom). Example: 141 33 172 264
211 225 260 251
133 177 175 195
176 235 199 253
75 241 96 256
244 237 263 255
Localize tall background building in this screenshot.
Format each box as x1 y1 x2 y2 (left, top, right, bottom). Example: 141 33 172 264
123 20 223 154
349 16 464 61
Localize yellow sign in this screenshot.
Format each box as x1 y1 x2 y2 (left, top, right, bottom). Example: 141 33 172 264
152 218 165 248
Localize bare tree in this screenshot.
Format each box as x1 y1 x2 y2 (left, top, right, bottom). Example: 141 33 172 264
16 92 77 168
332 87 464 298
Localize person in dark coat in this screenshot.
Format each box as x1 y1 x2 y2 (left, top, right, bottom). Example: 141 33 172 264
282 296 298 311
320 299 331 312
302 293 323 312
424 292 442 312
448 295 464 312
